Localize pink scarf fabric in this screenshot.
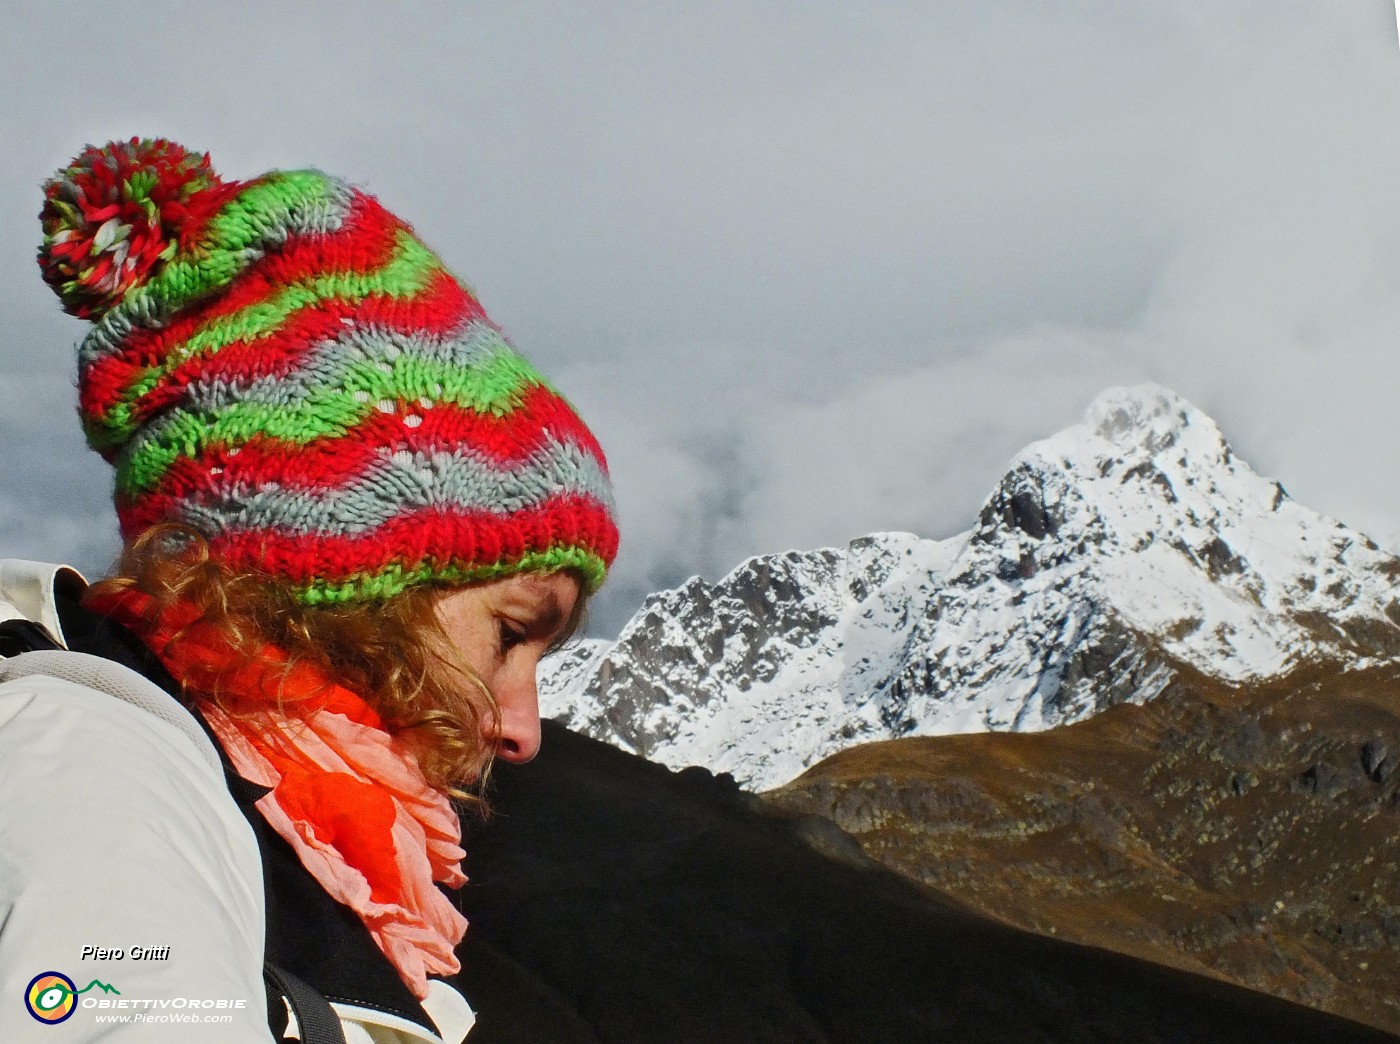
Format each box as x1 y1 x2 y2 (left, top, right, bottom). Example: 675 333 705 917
88 588 469 1000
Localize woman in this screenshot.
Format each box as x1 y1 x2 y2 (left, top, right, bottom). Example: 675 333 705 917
0 138 618 1042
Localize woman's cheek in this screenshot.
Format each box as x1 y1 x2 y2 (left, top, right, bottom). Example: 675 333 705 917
453 623 499 679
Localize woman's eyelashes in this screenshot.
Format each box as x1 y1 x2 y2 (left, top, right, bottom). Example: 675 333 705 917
498 618 528 653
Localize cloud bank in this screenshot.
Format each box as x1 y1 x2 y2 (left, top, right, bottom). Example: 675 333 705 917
3 2 1399 631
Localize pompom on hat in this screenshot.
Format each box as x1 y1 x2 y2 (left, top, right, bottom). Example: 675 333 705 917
39 138 618 603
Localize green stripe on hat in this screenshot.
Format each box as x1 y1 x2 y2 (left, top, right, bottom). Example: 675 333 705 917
115 344 544 495
92 230 443 450
299 546 610 605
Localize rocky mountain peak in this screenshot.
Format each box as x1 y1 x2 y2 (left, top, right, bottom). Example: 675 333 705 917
542 386 1400 790
1087 384 1219 455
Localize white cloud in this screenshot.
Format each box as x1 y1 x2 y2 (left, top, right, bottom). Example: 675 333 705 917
726 333 1151 557
4 2 1400 632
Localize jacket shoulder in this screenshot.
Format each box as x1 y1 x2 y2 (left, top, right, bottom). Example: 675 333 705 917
0 559 87 645
0 672 272 1039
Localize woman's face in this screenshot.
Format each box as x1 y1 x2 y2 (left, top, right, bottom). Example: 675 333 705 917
434 571 582 764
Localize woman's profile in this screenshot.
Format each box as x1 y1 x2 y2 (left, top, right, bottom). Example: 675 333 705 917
0 137 618 1042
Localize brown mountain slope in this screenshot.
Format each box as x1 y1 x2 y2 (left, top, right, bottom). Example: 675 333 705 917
764 659 1400 1034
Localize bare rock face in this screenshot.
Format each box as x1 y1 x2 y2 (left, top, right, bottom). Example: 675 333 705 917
542 385 1400 789
763 662 1400 1037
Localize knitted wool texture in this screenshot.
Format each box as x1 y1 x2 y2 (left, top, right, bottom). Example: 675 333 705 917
39 139 618 603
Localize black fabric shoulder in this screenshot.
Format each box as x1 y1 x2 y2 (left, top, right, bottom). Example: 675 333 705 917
0 618 64 656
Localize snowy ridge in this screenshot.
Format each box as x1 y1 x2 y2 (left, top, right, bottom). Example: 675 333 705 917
541 386 1400 790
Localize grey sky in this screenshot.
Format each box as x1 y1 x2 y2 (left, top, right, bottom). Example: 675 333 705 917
3 2 1399 632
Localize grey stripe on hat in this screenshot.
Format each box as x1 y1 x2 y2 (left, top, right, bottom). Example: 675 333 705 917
173 437 613 538
185 318 521 411
115 317 534 482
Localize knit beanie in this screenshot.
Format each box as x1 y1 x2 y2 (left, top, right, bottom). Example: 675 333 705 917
38 138 618 603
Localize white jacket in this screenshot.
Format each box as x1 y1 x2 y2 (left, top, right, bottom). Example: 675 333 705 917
0 561 474 1044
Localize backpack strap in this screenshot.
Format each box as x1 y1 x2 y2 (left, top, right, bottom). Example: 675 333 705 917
0 648 224 773
264 962 349 1044
0 618 64 657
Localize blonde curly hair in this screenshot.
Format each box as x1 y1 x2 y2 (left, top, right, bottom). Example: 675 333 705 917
86 525 586 804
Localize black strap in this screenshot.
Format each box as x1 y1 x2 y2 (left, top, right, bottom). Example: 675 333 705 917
263 962 347 1044
0 618 63 657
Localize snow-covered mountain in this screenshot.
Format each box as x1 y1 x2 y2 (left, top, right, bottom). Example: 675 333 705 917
540 386 1400 790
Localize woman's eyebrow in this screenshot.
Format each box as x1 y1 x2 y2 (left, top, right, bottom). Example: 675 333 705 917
503 593 566 634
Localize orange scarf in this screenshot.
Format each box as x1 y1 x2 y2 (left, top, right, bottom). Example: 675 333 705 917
87 588 469 1000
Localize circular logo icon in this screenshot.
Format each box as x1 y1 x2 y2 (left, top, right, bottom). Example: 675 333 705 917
25 972 77 1024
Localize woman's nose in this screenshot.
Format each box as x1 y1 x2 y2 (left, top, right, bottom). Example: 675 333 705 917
489 674 542 763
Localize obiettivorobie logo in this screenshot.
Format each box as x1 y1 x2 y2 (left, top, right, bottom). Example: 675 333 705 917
21 968 249 1027
24 971 119 1024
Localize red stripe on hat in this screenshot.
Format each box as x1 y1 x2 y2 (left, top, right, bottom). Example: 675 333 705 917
111 271 478 432
201 495 620 583
126 387 606 525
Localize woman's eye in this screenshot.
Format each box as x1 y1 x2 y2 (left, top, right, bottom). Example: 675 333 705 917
499 621 527 652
